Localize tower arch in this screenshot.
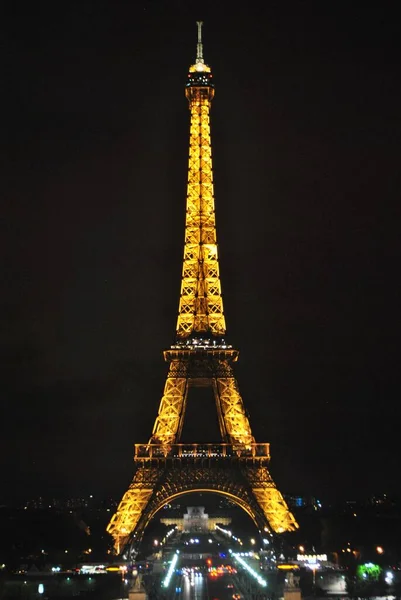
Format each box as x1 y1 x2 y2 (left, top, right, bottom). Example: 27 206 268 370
131 482 268 548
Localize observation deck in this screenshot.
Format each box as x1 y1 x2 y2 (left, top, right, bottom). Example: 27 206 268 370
134 443 270 464
186 68 214 89
165 337 239 362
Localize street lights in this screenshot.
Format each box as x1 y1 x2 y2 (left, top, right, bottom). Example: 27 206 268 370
310 565 318 591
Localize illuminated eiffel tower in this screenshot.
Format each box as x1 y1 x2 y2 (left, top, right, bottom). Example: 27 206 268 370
107 22 298 555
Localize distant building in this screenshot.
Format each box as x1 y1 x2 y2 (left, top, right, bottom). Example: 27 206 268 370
160 506 231 532
285 495 322 510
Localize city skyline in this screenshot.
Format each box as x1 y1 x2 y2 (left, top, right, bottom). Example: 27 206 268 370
2 2 400 504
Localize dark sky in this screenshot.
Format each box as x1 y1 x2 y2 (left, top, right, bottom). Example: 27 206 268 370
2 1 400 505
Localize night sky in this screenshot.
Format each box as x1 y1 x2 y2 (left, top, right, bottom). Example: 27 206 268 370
2 1 400 504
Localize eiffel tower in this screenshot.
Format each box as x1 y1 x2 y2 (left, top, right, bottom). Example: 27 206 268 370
107 22 298 555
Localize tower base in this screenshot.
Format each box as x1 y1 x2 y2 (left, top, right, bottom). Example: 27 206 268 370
107 446 298 553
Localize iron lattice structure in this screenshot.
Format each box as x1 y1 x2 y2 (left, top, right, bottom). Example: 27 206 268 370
107 22 298 554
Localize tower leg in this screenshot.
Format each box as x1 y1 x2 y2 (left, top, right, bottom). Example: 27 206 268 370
150 360 189 445
106 466 162 554
246 466 299 533
215 368 255 447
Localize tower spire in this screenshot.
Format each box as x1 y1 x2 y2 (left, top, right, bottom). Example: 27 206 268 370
196 20 204 63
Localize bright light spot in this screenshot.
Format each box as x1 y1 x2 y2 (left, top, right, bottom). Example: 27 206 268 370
38 584 44 594
376 546 384 554
385 572 394 584
231 553 267 587
250 538 256 545
162 553 179 588
154 539 159 546
297 554 327 564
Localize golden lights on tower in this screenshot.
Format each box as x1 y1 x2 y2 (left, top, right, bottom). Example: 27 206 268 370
106 22 298 555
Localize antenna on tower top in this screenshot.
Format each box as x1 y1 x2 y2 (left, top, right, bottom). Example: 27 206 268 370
196 21 204 63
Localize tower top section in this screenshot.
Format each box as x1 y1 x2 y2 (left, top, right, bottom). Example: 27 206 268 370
177 20 224 340
188 20 211 74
